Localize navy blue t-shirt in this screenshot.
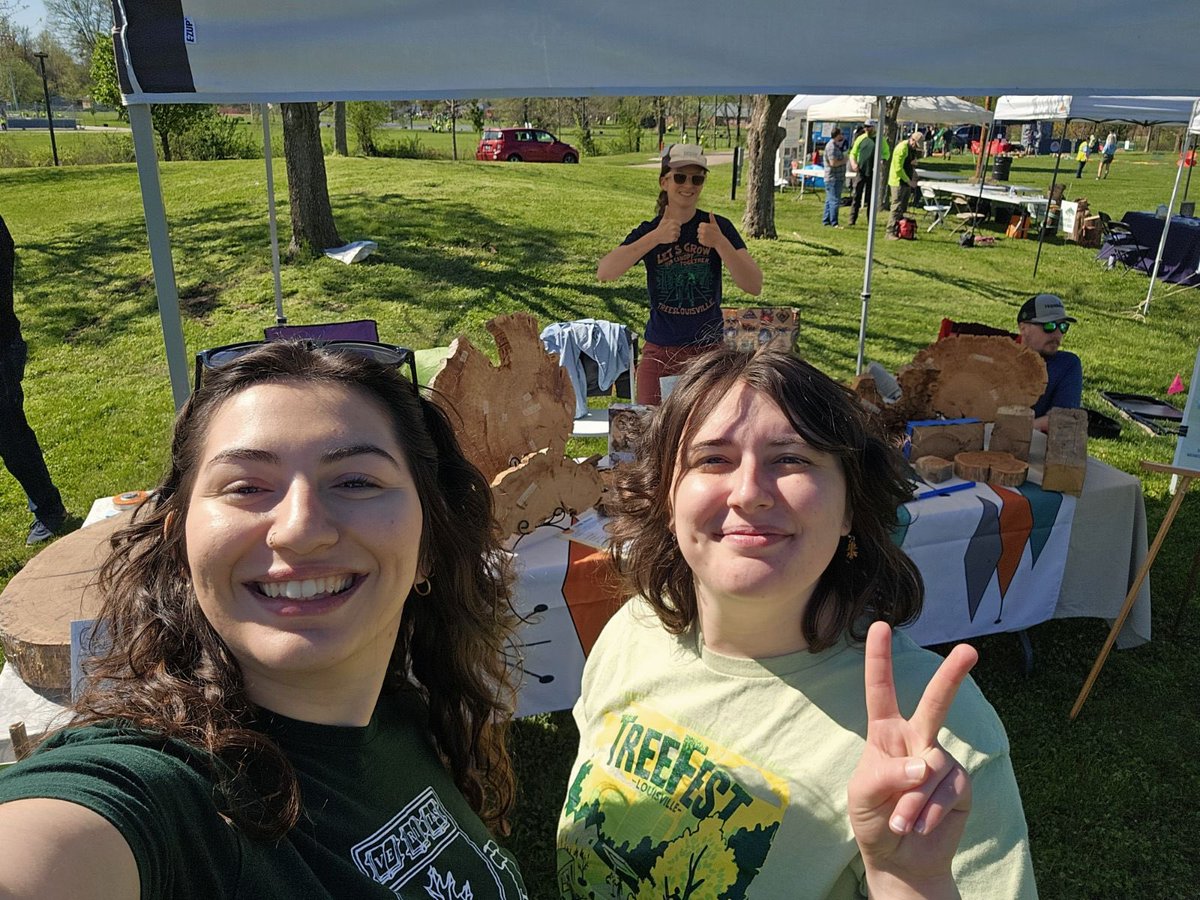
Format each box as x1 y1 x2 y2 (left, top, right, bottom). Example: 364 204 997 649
622 209 747 347
1033 349 1083 418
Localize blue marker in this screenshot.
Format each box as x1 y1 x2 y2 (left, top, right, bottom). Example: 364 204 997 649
915 481 977 500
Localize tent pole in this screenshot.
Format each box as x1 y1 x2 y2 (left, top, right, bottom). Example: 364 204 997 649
128 103 190 410
1140 130 1194 317
1032 117 1068 278
260 103 286 324
970 101 998 237
855 95 887 376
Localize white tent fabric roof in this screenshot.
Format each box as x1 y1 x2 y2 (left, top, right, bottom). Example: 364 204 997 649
782 95 843 117
805 95 992 125
113 1 1200 105
995 95 1199 125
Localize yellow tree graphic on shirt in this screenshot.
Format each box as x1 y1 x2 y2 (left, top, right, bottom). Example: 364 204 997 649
636 817 737 900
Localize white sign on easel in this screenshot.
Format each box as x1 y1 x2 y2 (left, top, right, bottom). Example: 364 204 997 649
1171 344 1200 479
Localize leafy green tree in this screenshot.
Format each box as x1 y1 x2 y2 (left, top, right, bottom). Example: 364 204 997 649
88 29 122 114
346 100 388 155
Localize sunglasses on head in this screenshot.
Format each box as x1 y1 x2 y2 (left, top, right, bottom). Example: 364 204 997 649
194 340 419 391
670 172 706 186
1040 321 1071 334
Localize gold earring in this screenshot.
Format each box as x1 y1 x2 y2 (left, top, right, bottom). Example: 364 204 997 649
412 578 432 596
845 534 858 561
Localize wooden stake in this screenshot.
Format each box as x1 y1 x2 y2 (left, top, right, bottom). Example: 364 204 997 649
1070 463 1194 719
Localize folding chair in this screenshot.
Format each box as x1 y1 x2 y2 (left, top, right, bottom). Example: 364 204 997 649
1097 212 1152 275
919 185 951 232
263 319 380 342
948 196 986 235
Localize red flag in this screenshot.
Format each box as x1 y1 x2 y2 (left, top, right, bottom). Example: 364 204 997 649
1168 374 1185 395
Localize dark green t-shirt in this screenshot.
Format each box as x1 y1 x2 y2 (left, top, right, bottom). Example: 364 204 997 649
0 693 526 899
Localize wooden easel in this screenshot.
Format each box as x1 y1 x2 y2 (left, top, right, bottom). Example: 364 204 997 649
1070 461 1195 719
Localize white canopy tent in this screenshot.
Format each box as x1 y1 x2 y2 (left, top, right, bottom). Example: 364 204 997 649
996 95 1200 306
111 0 1200 405
807 95 991 125
994 95 1198 126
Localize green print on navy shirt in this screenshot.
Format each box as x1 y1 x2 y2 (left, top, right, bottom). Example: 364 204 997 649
623 210 746 347
557 703 788 898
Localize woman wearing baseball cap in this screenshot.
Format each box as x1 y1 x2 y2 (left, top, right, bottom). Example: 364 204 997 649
596 143 763 404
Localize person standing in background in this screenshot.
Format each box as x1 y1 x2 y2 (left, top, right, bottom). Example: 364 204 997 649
0 213 70 545
822 127 848 228
1075 139 1091 178
1097 132 1118 179
596 143 762 405
886 130 925 239
848 121 877 226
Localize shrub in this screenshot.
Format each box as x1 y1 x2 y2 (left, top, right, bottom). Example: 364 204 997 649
172 113 258 161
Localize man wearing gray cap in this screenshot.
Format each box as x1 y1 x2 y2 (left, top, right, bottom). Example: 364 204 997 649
1017 293 1082 432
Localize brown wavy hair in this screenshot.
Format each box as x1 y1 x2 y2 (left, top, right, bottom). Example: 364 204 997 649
607 346 922 652
72 342 518 839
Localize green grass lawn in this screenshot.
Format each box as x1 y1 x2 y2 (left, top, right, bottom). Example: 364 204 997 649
1 147 1199 897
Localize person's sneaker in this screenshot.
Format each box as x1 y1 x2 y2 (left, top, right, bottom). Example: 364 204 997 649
26 516 66 546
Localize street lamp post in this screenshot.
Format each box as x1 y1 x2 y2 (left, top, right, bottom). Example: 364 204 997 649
33 51 58 167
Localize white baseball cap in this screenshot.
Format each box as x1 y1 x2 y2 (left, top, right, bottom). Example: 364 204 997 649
662 143 709 170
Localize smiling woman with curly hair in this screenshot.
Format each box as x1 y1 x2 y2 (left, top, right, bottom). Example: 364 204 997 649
0 342 527 899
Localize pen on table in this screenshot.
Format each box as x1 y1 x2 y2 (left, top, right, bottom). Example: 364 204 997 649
915 481 976 500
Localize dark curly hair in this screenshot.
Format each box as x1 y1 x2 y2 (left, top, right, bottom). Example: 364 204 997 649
72 342 518 839
607 346 922 652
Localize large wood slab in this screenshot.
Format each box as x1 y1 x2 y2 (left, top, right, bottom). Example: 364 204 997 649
912 335 1047 422
428 313 574 484
0 514 126 690
490 450 604 537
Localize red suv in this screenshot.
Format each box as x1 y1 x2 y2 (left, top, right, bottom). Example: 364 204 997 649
476 128 579 163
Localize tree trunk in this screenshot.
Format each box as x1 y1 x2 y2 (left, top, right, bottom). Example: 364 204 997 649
334 102 348 156
282 102 342 258
741 94 792 239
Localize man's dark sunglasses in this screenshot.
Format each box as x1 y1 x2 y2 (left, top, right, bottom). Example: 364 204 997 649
670 172 706 186
1040 321 1071 334
194 340 419 391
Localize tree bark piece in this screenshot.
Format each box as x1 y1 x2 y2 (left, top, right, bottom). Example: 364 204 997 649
0 514 127 691
989 405 1035 461
1043 408 1089 495
912 336 1047 421
953 450 1027 486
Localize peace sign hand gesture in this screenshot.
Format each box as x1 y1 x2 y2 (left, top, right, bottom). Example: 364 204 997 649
848 622 979 900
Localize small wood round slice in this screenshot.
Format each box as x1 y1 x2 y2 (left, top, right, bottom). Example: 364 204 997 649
954 450 1029 487
0 514 126 691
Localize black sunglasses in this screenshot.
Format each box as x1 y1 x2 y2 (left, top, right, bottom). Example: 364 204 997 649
670 172 706 186
194 340 419 391
1040 321 1071 334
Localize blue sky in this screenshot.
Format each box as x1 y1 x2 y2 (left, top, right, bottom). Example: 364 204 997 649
10 0 49 35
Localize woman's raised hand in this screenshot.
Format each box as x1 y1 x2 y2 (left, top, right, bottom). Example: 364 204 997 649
652 214 682 246
847 622 978 899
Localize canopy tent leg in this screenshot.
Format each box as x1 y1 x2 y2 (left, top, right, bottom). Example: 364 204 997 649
1139 130 1195 317
855 95 887 376
969 101 998 238
261 104 286 325
128 103 190 409
1032 118 1069 279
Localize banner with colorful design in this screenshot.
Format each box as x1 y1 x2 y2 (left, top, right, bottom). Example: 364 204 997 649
895 481 1077 647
